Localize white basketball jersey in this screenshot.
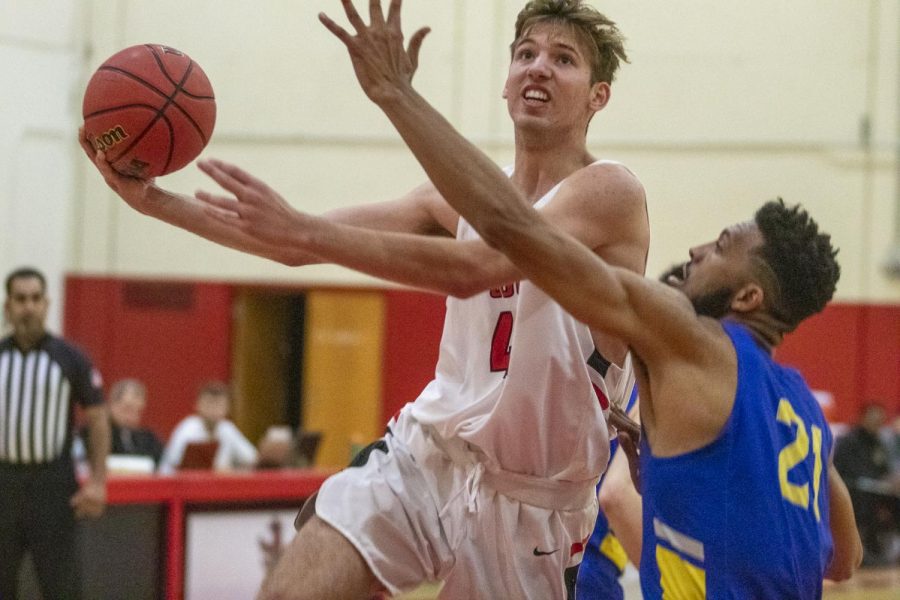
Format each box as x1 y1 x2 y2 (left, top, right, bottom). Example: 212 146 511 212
409 162 635 482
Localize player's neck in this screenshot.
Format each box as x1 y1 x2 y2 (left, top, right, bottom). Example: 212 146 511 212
512 135 592 202
728 313 787 354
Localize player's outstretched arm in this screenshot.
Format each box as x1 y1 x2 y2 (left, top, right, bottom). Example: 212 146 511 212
80 128 303 264
824 463 862 581
81 125 459 267
197 155 646 298
84 122 523 296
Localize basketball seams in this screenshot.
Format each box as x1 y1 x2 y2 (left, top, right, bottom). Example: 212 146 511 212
109 113 176 175
145 44 215 99
92 63 210 147
145 44 183 90
156 61 210 145
83 103 167 120
83 43 215 177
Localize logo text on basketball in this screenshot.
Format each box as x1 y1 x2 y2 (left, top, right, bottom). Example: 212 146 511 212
93 126 129 152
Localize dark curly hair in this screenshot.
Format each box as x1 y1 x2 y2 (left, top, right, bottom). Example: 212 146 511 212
512 0 629 83
753 199 840 331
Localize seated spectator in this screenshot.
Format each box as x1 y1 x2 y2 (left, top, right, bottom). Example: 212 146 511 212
255 425 296 469
834 402 898 565
159 381 257 474
81 378 164 468
884 414 900 478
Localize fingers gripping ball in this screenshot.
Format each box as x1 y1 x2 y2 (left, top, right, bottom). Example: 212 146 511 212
82 44 216 178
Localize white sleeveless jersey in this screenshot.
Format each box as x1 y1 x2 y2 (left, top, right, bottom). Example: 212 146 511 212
409 162 636 482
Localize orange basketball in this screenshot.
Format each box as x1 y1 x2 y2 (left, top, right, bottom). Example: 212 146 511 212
82 44 216 178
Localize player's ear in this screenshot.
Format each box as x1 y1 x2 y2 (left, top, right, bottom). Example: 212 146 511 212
589 81 611 111
730 283 765 313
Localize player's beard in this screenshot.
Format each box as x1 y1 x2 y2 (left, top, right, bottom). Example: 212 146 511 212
690 287 734 319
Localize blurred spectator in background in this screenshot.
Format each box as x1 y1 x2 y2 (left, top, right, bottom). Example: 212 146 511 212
81 378 163 468
834 402 900 565
159 381 257 473
884 414 900 479
256 425 297 469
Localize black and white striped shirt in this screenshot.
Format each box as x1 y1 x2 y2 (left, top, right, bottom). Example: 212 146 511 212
0 334 103 465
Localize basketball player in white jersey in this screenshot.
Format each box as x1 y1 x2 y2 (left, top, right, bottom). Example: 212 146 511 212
81 1 648 597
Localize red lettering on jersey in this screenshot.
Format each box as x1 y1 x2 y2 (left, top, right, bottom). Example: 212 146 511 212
570 533 591 557
489 282 520 298
592 384 610 411
490 311 514 374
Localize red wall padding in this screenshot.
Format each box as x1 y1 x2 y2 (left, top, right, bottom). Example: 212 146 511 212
64 275 897 436
777 303 899 423
380 290 447 424
64 276 233 437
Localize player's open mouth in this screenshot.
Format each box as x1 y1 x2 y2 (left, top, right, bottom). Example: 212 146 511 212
523 88 550 103
662 262 688 287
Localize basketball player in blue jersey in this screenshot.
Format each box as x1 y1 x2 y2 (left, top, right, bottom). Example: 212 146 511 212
282 1 863 597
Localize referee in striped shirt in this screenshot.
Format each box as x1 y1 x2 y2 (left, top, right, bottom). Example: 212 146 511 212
0 267 110 600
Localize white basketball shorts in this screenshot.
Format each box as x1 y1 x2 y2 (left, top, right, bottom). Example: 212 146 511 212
315 409 598 599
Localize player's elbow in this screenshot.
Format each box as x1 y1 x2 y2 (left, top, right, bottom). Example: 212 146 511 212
827 537 863 582
444 272 490 299
441 261 501 299
826 560 858 583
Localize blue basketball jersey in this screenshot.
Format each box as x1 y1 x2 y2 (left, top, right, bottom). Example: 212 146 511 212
639 321 834 599
576 387 639 600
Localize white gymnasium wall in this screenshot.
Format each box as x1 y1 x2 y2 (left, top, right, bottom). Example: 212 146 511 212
0 0 87 331
2 1 898 305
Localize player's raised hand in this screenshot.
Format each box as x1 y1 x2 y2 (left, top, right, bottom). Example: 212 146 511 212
319 0 430 105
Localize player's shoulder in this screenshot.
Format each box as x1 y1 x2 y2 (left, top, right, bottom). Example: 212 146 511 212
404 179 460 236
563 160 646 214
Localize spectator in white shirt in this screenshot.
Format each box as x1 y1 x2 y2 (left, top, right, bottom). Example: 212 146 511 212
159 381 257 474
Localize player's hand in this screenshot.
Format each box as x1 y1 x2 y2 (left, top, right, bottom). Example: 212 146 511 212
609 404 639 444
195 158 317 254
617 429 641 494
71 479 107 519
609 404 642 493
79 126 157 214
319 0 430 105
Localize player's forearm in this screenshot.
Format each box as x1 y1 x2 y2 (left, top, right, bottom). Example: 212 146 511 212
320 195 448 238
598 449 643 565
303 219 513 297
825 465 863 581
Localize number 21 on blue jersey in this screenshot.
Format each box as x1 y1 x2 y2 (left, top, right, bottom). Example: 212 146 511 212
776 397 824 521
